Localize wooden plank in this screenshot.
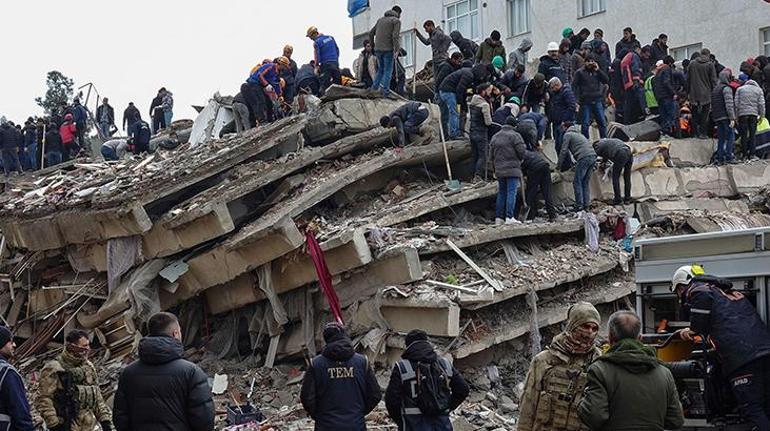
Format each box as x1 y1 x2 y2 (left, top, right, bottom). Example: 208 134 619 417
445 239 503 291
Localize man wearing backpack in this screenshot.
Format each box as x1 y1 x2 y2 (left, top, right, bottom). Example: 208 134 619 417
385 329 469 430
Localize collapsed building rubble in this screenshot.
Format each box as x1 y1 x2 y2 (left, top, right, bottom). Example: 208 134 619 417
1 86 770 429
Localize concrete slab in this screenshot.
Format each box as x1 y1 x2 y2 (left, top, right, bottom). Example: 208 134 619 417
381 302 461 337
641 167 680 197
638 199 749 222
678 166 735 197
728 161 770 193
667 138 714 166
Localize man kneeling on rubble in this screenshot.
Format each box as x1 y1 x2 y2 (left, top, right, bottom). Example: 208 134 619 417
380 102 430 147
385 329 469 430
36 330 113 431
300 322 382 430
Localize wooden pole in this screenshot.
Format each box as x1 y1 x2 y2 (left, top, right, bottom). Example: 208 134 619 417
40 124 46 169
412 25 418 98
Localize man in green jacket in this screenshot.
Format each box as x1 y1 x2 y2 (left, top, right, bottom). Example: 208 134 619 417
578 310 684 431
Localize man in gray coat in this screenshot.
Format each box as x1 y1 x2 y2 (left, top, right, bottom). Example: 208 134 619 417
558 123 597 212
490 117 527 224
369 6 402 96
735 78 766 159
416 20 451 93
687 48 717 138
508 38 533 70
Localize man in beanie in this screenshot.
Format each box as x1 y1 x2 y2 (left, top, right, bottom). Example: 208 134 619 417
385 329 469 430
579 311 684 431
0 326 34 431
301 322 381 430
518 302 601 431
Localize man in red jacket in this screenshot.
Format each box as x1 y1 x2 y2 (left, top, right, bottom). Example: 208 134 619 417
59 113 79 161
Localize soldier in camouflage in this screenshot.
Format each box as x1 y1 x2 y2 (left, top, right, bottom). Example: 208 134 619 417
517 302 602 431
35 330 112 431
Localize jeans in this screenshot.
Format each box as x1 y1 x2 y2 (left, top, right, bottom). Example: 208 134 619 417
25 143 38 170
439 91 460 138
691 103 711 137
611 148 633 202
715 120 735 162
525 166 556 220
580 101 607 138
469 131 489 177
739 115 758 158
45 151 62 167
658 98 677 133
99 122 112 137
728 356 770 431
101 145 118 161
573 155 596 210
372 51 394 95
554 126 564 154
319 61 342 94
496 177 520 220
1 149 22 176
164 111 173 129
438 97 449 138
152 112 165 134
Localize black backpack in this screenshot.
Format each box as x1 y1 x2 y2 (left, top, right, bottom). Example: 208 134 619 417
398 358 453 417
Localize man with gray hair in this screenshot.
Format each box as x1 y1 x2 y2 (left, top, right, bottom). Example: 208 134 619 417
579 310 684 431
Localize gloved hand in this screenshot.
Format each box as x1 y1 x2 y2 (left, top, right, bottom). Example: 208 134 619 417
100 420 113 431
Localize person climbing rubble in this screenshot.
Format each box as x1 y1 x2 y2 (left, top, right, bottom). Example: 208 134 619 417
36 330 113 431
518 302 601 431
113 312 214 431
246 58 289 124
307 27 341 94
522 149 558 221
558 122 597 213
379 101 430 147
300 322 381 431
490 116 527 225
385 329 469 431
593 138 634 205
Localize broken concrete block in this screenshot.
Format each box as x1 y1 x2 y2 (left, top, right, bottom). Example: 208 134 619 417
728 161 770 194
381 300 460 337
667 138 714 166
678 166 735 197
641 167 680 197
189 95 234 147
638 199 749 222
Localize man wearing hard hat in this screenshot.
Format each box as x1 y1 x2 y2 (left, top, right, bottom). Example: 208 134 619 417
671 264 770 430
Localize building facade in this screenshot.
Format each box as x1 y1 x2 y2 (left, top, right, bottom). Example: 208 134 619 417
351 0 770 76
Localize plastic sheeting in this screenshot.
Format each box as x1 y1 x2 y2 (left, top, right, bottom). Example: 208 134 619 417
106 236 142 293
582 212 600 253
348 0 368 17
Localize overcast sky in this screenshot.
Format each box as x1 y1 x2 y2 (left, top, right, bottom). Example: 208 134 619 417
0 0 355 126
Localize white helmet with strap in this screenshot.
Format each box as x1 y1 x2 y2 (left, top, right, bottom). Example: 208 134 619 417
670 264 705 292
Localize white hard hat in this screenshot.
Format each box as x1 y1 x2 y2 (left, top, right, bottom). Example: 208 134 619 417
670 264 704 291
547 41 559 52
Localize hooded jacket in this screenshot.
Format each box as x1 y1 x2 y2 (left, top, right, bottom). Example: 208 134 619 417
711 70 736 122
301 335 381 431
439 67 485 99
450 31 478 61
490 125 527 178
508 38 532 69
123 104 141 130
113 336 214 431
538 55 567 82
735 79 766 118
687 55 717 105
591 38 611 72
385 340 469 431
45 127 63 153
579 339 684 431
558 125 595 168
416 27 451 61
0 355 35 431
59 118 77 145
500 70 529 98
652 64 675 101
521 149 550 175
476 38 506 66
614 36 641 59
434 60 461 90
370 10 401 52
469 94 492 135
549 84 577 124
620 51 643 90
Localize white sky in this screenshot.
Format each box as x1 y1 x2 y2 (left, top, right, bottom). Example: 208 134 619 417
0 0 355 125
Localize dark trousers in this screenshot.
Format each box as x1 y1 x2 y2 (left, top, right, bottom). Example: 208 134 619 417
739 115 758 158
253 85 275 123
658 98 677 132
729 356 770 431
611 148 633 203
470 130 489 178
1 148 22 176
152 112 166 134
623 85 645 124
691 103 711 137
319 61 341 94
62 142 80 162
525 166 556 220
580 101 608 138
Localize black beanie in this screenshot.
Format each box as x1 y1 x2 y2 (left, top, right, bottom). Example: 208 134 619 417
405 329 428 346
0 326 11 348
323 322 347 343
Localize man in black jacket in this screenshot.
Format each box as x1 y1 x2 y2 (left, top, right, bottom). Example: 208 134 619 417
0 326 35 431
434 53 463 136
0 122 23 176
522 150 556 221
96 98 115 138
149 88 166 134
301 323 381 431
572 58 609 139
113 312 214 431
449 30 478 61
122 102 141 136
128 120 151 154
672 265 770 431
594 138 633 205
380 102 430 147
385 330 469 430
653 56 677 136
438 66 487 139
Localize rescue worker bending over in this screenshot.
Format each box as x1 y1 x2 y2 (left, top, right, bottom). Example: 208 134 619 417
518 302 601 431
300 322 381 431
380 102 430 148
385 329 469 430
672 264 770 431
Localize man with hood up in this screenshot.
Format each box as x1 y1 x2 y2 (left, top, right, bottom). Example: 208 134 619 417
449 30 478 61
385 329 469 430
579 310 684 431
113 312 214 431
301 322 381 430
687 48 717 138
518 302 602 431
476 30 506 67
508 38 532 70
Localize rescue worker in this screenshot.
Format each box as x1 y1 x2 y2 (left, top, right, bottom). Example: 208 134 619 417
0 326 35 431
593 138 633 205
385 329 469 430
306 27 341 94
579 310 684 431
36 330 112 431
101 138 129 161
128 120 151 154
300 323 381 431
672 265 770 430
521 150 557 222
468 83 494 180
379 102 430 147
518 302 601 431
558 123 596 212
122 102 141 135
246 58 289 123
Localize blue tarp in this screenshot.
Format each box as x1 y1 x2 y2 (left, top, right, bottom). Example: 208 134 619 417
348 0 368 17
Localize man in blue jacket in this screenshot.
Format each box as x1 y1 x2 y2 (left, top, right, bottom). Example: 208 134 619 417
246 58 290 123
307 27 341 95
0 326 35 431
548 77 577 154
301 323 381 431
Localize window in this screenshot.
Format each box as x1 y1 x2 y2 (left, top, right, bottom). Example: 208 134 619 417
578 0 606 18
508 0 530 36
401 31 414 68
446 0 479 40
763 27 770 57
671 43 703 62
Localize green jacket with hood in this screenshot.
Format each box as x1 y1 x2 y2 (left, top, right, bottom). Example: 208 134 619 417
578 338 684 431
